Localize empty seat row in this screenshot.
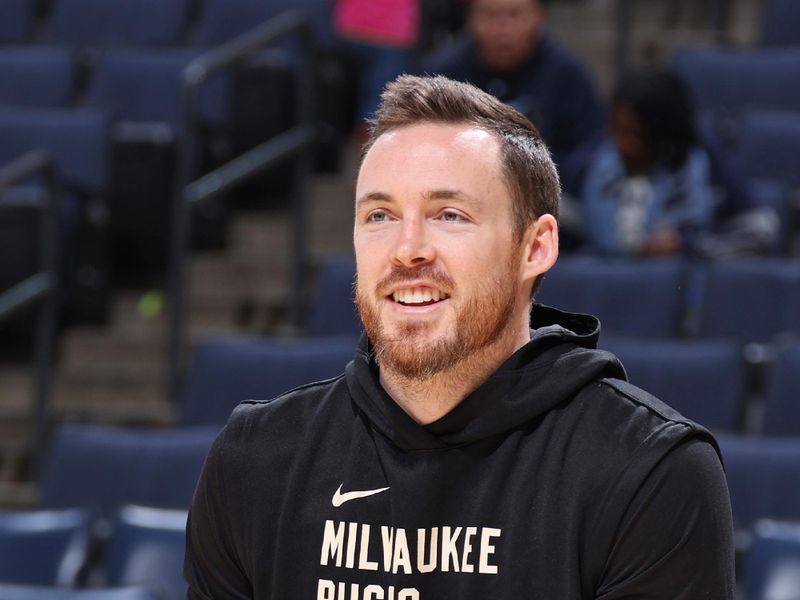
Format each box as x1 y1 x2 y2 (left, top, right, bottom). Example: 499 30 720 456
0 505 186 599
0 0 331 48
294 255 800 345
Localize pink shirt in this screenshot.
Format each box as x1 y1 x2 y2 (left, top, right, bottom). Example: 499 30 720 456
333 0 420 48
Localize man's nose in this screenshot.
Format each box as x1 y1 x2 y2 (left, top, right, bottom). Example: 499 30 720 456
392 217 435 267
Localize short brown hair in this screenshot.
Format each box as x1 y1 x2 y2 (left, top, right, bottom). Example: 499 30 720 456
363 74 560 239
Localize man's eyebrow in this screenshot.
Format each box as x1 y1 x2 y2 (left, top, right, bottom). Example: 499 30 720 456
355 189 479 206
356 191 391 206
424 189 477 204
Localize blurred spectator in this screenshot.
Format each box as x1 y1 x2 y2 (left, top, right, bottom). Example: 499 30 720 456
577 67 716 256
420 0 603 167
333 0 420 129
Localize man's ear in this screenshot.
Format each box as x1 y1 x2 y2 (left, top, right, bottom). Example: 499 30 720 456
520 214 559 283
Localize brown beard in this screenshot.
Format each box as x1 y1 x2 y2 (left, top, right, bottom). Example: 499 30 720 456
355 255 520 380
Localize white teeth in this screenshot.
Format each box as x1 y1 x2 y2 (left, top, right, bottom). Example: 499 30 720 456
392 287 449 305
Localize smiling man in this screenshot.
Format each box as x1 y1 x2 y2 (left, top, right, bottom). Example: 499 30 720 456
184 75 734 599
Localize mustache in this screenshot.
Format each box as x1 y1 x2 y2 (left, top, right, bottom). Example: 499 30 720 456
370 265 455 296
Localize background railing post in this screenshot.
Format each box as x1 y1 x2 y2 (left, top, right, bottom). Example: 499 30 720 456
165 11 316 404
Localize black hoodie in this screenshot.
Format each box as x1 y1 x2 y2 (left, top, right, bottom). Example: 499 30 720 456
185 305 735 599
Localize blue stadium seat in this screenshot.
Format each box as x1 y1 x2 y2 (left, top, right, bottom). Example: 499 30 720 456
196 0 333 48
85 48 225 127
761 0 800 47
105 506 187 600
0 107 108 194
0 107 111 323
0 508 90 586
601 338 745 432
763 344 800 436
181 334 358 426
39 425 218 517
48 0 191 47
718 436 800 535
0 585 159 600
306 256 362 337
0 0 34 43
673 46 800 119
736 110 800 191
697 259 800 344
536 257 686 338
744 519 800 600
0 48 76 109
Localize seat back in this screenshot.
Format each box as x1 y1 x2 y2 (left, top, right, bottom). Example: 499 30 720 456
736 110 800 191
761 0 800 47
0 48 76 109
0 508 90 586
745 519 800 600
673 47 800 118
49 0 191 47
39 425 218 517
0 0 34 43
718 436 800 534
763 344 800 436
196 0 333 48
697 259 800 344
0 585 160 600
306 256 362 337
601 338 745 432
536 257 685 338
85 48 227 128
0 107 108 195
181 334 357 426
105 506 187 600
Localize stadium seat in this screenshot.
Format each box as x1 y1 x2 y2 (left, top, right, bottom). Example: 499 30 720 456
39 424 218 517
0 107 111 323
0 48 76 109
48 0 191 48
84 47 227 274
735 110 800 192
673 47 800 119
744 519 800 600
0 508 91 586
181 334 358 426
0 585 159 600
601 338 745 432
717 436 800 535
536 256 686 338
0 0 34 44
196 0 333 48
761 0 800 47
0 107 108 194
763 344 800 436
306 255 361 337
104 506 187 600
697 259 800 344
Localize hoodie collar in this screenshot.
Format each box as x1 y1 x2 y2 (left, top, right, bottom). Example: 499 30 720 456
345 305 625 451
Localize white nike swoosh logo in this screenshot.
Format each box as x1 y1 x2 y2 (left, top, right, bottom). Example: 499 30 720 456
332 483 390 507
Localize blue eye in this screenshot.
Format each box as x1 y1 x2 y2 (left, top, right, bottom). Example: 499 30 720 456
441 210 466 223
367 211 390 223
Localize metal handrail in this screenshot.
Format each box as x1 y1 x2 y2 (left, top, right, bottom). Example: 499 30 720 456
0 150 58 475
166 11 315 403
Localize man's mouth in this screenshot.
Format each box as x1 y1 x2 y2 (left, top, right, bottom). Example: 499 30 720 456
391 287 450 307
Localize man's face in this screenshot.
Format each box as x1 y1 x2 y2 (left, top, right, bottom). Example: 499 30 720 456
354 123 529 379
469 0 543 72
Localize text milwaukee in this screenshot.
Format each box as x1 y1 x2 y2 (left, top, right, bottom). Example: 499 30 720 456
319 521 502 575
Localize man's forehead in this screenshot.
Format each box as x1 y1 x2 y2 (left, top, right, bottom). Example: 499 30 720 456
364 122 498 161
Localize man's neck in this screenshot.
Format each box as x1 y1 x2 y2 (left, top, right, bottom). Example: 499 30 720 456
378 323 531 425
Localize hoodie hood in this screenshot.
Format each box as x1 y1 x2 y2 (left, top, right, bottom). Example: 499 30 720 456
345 304 626 451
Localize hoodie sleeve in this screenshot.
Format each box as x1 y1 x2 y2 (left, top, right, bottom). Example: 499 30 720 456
184 424 253 599
593 437 735 599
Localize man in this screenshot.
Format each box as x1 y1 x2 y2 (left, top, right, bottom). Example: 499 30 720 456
422 0 603 168
184 75 734 598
